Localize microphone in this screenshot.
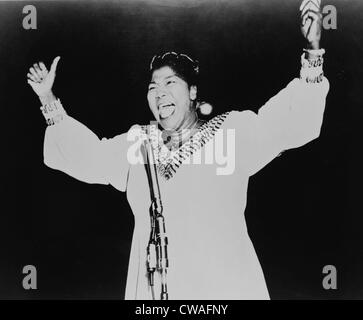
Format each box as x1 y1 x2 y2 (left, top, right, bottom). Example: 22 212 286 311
142 125 169 300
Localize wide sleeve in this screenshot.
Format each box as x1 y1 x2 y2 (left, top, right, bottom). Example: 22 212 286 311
233 76 330 177
43 115 136 192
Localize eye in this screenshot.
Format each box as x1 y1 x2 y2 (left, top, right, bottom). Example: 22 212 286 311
148 86 156 92
166 79 176 85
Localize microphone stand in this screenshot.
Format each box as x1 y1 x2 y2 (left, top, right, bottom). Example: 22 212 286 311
142 128 169 300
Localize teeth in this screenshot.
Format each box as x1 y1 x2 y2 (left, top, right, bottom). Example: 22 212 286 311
159 103 174 109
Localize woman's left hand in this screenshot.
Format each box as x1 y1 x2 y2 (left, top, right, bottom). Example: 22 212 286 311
300 0 322 49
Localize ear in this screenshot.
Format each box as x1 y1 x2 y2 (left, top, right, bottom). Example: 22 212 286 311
189 85 197 101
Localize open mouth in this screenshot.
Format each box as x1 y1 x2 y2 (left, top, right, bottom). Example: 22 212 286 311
159 103 175 119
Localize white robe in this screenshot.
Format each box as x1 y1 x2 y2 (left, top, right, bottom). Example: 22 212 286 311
43 77 329 299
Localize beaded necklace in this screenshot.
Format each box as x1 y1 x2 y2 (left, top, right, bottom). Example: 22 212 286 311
142 111 230 180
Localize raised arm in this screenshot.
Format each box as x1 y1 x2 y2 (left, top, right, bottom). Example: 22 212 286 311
234 0 329 177
27 57 131 192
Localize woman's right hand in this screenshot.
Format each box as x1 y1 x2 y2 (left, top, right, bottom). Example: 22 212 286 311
27 56 60 98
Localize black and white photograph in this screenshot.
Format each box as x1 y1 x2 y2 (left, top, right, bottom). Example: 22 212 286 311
0 0 360 304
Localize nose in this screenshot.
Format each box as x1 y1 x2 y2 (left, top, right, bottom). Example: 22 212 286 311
155 87 167 99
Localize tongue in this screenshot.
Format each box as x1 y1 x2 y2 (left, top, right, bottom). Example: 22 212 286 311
160 105 175 119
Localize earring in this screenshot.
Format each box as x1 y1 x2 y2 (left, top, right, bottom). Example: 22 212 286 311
196 101 213 115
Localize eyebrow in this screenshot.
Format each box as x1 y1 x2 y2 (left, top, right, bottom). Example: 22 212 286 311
149 75 177 85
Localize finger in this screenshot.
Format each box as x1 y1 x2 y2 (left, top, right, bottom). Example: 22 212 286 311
39 62 47 72
302 16 313 36
39 62 48 77
29 67 41 82
49 56 61 75
302 8 321 25
33 63 43 78
27 73 37 82
27 79 37 89
302 10 321 26
31 65 42 80
301 3 312 20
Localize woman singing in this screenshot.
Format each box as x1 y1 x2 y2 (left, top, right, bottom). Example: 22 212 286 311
27 0 329 299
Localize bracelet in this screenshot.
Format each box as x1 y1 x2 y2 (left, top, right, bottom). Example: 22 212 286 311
303 48 325 57
40 98 67 126
301 55 324 68
300 49 325 84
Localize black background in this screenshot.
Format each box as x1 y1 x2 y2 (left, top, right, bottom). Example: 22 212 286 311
0 0 360 299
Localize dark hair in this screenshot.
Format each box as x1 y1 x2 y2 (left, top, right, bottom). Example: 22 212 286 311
149 51 199 87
